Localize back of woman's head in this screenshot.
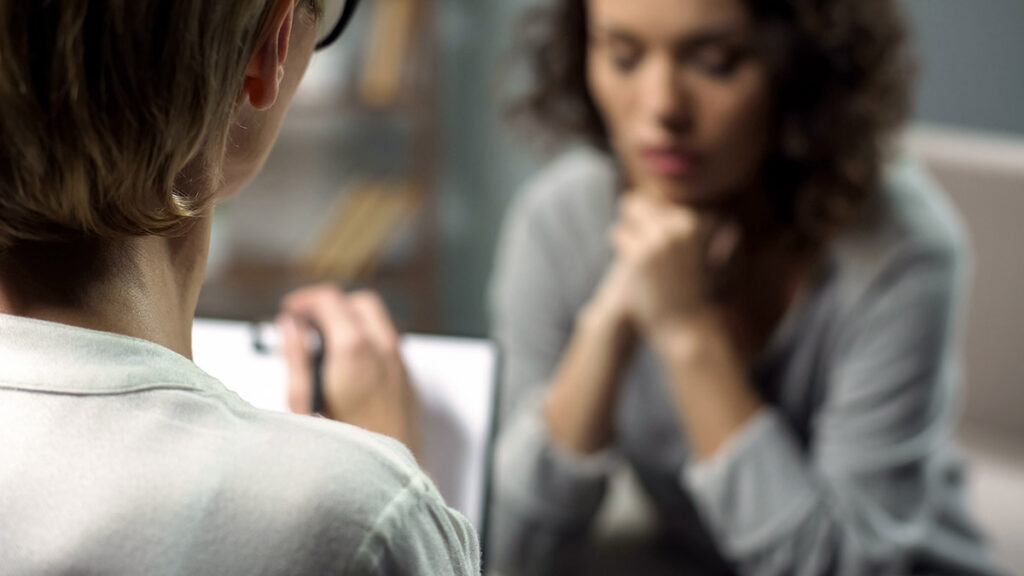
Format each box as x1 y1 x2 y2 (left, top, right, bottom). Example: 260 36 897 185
0 1 275 248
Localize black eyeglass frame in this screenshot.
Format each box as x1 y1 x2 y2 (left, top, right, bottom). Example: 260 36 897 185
315 0 361 51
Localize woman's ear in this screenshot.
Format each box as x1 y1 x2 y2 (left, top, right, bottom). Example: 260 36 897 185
240 0 296 110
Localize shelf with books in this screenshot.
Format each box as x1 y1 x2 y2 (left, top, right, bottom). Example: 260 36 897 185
200 0 442 331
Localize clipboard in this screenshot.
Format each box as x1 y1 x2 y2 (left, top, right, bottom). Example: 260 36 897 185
190 318 500 541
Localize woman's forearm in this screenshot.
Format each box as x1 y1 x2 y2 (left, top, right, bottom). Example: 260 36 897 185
543 305 636 455
650 312 762 461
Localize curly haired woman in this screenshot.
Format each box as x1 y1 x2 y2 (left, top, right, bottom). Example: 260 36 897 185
488 0 1003 574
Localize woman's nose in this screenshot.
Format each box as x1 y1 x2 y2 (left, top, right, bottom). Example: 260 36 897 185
642 55 692 134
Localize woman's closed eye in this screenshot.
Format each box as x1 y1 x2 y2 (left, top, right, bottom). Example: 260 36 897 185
689 45 750 78
608 42 644 73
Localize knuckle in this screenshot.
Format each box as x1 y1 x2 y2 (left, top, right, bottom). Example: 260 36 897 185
331 331 369 357
650 232 671 252
676 213 699 234
355 289 381 302
316 281 343 294
380 337 401 357
325 285 349 304
353 291 385 311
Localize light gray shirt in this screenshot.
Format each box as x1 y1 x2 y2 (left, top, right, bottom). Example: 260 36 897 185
488 148 1003 576
0 314 480 575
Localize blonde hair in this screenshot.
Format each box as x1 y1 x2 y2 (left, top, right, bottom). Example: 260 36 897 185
0 1 278 248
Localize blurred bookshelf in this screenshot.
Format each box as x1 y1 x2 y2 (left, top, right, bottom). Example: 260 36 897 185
199 0 442 332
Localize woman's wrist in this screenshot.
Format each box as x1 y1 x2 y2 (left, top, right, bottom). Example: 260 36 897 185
648 309 731 369
578 300 633 348
649 310 762 460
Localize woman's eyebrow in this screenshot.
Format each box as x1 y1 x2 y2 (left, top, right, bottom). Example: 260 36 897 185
591 23 747 49
680 26 747 48
589 26 643 45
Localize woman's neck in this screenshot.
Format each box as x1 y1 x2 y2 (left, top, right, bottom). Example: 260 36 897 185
0 216 212 359
709 186 823 362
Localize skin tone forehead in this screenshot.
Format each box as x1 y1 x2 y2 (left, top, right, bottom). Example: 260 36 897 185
587 0 753 44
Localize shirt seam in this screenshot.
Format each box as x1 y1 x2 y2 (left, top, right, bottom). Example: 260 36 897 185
344 474 438 575
0 380 210 396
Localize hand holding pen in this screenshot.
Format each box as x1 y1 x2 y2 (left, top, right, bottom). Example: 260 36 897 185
277 284 421 460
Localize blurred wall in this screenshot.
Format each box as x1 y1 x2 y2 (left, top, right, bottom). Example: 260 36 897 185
903 0 1024 137
436 0 541 336
436 0 1024 337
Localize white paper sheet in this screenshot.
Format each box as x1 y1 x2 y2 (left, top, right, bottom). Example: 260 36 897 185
191 318 499 531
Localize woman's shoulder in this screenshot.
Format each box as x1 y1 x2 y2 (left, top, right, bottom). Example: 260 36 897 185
508 146 619 233
829 156 967 294
869 157 963 252
213 402 476 557
225 403 426 497
489 147 621 321
175 397 478 570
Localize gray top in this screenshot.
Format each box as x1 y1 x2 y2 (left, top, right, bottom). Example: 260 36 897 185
488 148 1003 576
0 314 480 575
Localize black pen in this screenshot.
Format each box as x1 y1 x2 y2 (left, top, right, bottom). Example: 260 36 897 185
250 321 326 414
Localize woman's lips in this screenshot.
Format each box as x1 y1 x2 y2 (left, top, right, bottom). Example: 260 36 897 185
640 147 701 177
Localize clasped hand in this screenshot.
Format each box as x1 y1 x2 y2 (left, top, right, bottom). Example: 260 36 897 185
602 191 738 342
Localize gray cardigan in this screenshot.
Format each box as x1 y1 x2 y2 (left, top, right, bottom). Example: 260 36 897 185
487 148 1003 576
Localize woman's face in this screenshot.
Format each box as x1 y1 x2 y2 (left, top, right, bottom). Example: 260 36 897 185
586 0 771 207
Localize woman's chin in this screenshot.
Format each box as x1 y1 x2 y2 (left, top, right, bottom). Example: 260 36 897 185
647 178 712 207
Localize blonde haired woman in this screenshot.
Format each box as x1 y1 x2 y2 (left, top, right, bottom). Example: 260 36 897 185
0 1 478 574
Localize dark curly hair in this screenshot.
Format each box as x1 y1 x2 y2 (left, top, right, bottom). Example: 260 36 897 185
513 0 914 246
